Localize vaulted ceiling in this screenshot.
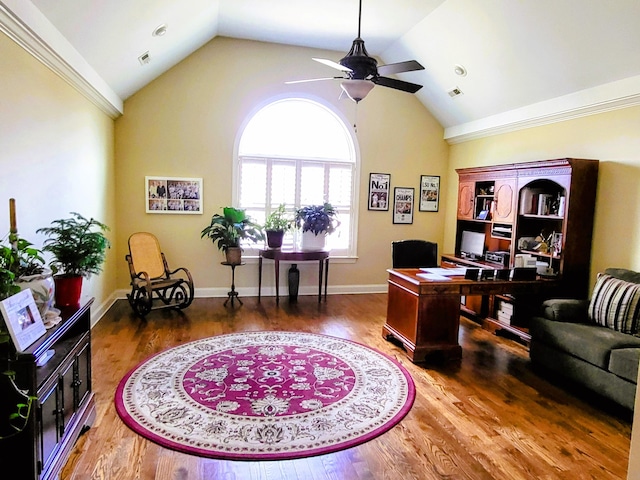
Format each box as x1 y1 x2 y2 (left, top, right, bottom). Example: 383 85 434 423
3 0 640 142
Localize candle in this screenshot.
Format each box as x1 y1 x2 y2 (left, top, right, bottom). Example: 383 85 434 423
9 198 17 233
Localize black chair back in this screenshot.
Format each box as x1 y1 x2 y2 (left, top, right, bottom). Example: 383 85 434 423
392 240 438 268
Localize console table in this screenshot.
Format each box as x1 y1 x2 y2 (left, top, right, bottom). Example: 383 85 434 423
258 249 330 303
383 268 552 363
0 299 95 480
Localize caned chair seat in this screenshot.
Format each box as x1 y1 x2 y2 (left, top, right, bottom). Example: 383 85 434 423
126 232 194 316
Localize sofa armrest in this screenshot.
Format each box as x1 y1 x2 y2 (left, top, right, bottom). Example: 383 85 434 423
539 299 590 323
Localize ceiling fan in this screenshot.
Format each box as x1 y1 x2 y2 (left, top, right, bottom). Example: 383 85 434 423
286 0 424 103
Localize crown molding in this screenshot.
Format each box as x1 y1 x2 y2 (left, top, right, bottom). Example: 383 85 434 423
444 76 640 144
0 0 123 118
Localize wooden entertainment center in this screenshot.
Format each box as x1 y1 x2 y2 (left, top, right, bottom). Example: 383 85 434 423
447 158 599 341
0 299 94 480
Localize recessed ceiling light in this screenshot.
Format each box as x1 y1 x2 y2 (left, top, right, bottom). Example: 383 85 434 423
152 24 168 37
454 64 467 76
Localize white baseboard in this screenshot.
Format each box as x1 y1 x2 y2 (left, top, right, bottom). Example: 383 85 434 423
91 284 386 327
112 284 387 301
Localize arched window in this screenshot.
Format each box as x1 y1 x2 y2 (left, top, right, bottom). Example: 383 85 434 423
235 97 358 257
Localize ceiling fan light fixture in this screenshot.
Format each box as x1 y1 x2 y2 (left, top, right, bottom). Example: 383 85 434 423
341 79 374 103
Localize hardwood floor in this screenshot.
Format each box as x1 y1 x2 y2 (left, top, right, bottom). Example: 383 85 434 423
61 294 632 479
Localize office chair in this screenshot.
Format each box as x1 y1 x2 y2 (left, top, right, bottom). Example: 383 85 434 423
392 239 438 268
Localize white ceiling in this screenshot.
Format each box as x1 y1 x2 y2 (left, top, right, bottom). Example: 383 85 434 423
8 0 640 140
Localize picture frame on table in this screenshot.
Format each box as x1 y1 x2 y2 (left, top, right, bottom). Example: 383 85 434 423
393 187 414 224
419 175 440 212
367 173 390 211
146 176 203 214
0 289 46 352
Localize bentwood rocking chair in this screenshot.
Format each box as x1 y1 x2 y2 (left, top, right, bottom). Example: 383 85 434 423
125 232 194 317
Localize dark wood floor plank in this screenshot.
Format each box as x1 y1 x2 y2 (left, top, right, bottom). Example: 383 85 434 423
60 294 631 479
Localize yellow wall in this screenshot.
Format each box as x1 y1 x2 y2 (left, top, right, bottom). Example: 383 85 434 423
0 31 116 316
115 37 449 292
444 106 640 288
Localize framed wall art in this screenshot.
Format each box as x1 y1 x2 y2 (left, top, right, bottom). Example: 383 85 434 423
368 173 390 211
393 187 414 224
146 176 203 214
419 175 440 212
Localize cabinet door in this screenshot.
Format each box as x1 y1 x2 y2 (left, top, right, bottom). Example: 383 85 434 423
60 361 75 436
457 181 475 219
493 178 516 223
39 383 60 474
75 341 91 408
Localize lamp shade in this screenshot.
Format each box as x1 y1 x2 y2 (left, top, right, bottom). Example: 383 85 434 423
340 80 374 103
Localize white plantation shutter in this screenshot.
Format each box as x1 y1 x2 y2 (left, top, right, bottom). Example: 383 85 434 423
236 98 357 256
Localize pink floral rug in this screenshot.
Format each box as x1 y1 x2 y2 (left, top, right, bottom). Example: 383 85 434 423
115 331 415 460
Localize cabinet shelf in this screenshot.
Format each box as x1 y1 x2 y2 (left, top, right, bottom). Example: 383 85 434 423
520 214 564 220
519 249 561 260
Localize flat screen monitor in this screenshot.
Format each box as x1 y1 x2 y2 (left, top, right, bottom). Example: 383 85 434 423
460 230 485 259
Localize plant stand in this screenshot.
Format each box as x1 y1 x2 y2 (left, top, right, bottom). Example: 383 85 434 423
221 262 244 307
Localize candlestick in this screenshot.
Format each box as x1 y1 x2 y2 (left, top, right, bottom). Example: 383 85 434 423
9 198 17 233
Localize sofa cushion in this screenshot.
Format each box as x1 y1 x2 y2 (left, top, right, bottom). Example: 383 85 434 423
588 273 640 334
609 348 640 383
529 316 640 369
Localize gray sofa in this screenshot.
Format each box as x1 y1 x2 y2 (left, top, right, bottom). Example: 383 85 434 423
529 268 640 411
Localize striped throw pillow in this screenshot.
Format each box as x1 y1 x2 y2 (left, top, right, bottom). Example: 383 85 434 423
588 273 640 334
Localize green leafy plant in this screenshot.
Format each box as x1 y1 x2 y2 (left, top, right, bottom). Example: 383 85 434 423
201 207 264 252
37 212 110 277
264 204 293 232
295 203 340 236
0 234 45 279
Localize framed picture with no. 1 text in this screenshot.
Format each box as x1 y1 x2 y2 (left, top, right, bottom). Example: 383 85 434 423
368 173 390 211
146 176 203 214
393 187 414 224
419 175 440 212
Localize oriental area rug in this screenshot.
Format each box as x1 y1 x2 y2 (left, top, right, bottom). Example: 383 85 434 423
115 331 415 461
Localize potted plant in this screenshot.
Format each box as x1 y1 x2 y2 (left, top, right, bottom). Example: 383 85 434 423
264 204 293 249
201 207 264 264
0 234 54 317
37 213 110 308
295 203 340 251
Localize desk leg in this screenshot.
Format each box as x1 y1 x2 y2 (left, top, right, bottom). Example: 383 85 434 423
258 256 262 302
274 259 280 304
318 259 324 303
324 258 329 301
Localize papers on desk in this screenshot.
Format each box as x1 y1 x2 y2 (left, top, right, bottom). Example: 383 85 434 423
420 267 468 276
416 273 452 281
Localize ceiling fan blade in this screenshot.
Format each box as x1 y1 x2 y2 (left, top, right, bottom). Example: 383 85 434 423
377 60 425 76
313 57 353 73
373 76 423 93
285 77 345 84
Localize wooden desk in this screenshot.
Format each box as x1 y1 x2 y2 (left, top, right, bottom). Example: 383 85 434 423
258 249 330 303
383 268 551 363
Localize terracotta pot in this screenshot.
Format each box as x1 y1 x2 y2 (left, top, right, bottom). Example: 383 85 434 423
54 275 83 308
266 230 285 249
